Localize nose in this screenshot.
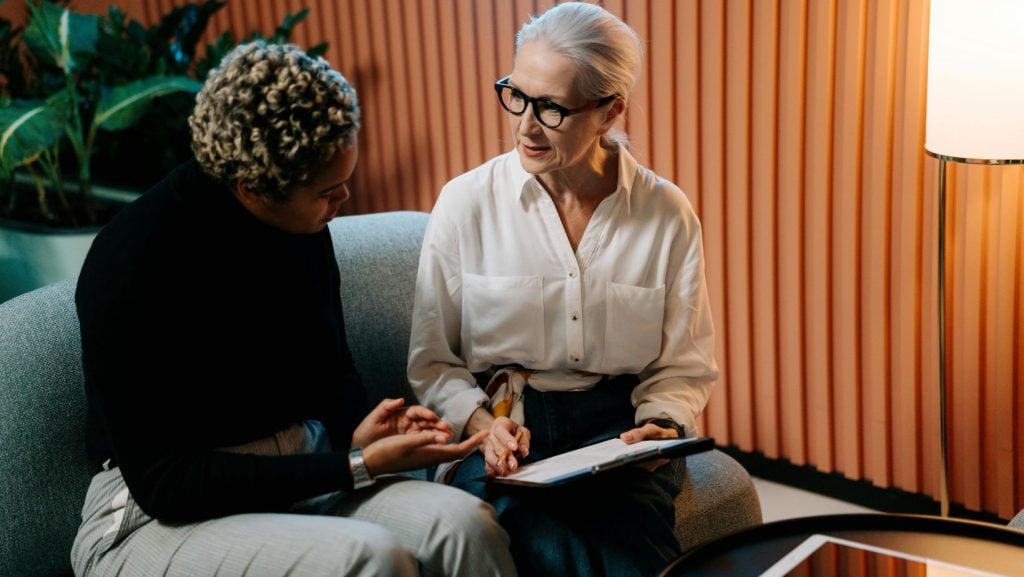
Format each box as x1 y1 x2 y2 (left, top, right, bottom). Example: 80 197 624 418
518 102 543 134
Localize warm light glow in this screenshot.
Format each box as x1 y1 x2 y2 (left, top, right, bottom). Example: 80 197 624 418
925 0 1024 161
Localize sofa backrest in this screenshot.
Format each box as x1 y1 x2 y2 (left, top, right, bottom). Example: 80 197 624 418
329 211 429 402
0 210 429 577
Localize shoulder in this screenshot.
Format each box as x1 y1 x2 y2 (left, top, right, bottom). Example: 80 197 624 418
80 161 223 294
626 157 699 226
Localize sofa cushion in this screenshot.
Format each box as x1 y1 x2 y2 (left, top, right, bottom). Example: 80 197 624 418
0 278 90 577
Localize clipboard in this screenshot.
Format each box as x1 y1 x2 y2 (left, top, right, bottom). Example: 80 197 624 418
489 436 714 488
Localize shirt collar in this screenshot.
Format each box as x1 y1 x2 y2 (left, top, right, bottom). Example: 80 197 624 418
512 143 640 214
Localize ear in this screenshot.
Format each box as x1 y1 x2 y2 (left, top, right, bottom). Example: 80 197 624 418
232 180 263 210
231 180 271 218
596 97 626 135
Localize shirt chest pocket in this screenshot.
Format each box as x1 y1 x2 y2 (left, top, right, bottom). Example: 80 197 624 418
604 282 665 373
462 273 545 364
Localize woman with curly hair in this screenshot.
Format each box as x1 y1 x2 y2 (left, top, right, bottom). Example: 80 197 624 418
72 42 517 577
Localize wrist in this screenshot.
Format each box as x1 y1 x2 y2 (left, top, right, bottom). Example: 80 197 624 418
464 406 495 438
348 447 376 490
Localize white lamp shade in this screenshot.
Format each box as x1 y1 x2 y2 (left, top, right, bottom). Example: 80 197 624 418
925 0 1024 161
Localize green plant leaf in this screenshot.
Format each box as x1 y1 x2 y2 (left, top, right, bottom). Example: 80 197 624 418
271 9 309 42
94 76 201 132
0 94 69 172
23 1 100 73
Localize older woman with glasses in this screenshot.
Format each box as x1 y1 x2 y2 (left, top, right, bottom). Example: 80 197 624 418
408 3 718 576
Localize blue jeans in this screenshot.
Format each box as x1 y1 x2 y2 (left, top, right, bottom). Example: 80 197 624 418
449 376 684 577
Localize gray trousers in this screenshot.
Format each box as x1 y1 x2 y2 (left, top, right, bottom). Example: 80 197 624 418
71 423 517 577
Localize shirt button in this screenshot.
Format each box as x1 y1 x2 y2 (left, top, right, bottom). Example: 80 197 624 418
570 312 579 321
570 353 580 362
568 270 577 278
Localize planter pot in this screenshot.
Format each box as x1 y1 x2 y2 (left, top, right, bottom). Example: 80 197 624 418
0 219 101 303
0 185 139 303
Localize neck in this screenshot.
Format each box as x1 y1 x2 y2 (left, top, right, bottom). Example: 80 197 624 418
538 139 618 202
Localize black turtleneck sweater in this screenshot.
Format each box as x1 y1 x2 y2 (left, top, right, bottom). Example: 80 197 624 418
75 159 369 522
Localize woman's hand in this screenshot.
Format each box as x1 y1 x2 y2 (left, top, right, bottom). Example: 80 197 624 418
483 416 531 478
619 421 680 443
351 398 451 448
620 421 680 472
361 430 488 476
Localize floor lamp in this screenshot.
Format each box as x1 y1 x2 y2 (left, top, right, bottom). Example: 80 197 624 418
924 0 1024 518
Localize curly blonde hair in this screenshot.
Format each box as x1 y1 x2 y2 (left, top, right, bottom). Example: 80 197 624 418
189 42 360 201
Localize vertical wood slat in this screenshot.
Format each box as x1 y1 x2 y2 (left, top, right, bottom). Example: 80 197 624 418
831 0 866 480
776 0 808 466
861 0 897 489
750 0 780 459
12 0 1021 520
724 0 755 451
890 0 928 496
988 169 1019 518
804 0 838 473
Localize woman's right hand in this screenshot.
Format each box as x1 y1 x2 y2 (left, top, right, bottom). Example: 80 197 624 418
482 416 531 478
361 430 488 477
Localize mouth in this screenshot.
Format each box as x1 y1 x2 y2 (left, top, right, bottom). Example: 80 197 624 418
520 142 550 158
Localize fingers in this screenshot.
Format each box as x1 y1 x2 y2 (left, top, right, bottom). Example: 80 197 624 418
365 397 405 423
406 429 451 447
490 417 518 452
486 421 531 477
619 422 676 444
403 405 441 422
401 406 450 434
516 427 531 457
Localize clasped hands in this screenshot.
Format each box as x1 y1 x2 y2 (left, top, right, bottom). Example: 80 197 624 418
352 398 487 477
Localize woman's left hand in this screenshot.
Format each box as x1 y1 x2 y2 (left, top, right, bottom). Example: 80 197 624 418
352 398 452 448
619 421 680 472
619 421 680 444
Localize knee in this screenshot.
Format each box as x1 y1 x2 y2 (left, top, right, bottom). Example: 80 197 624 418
322 529 418 577
435 493 509 547
350 537 417 577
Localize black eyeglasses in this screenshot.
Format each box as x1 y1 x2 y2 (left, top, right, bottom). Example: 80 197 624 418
494 76 617 129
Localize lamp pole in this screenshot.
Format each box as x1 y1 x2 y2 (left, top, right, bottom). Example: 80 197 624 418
936 156 949 519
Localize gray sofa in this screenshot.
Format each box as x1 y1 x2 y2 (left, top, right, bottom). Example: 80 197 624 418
0 210 761 577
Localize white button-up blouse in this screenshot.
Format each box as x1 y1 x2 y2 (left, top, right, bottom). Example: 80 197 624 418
407 146 719 441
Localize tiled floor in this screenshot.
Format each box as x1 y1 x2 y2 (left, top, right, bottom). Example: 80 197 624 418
753 477 877 523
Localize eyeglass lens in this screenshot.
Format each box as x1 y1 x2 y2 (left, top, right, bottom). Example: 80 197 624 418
498 85 565 128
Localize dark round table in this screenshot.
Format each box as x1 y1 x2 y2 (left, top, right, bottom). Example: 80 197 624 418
661 513 1024 576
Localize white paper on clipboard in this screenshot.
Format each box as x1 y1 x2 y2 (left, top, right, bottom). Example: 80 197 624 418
489 437 704 488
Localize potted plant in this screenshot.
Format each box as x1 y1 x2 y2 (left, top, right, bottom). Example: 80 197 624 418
0 0 325 302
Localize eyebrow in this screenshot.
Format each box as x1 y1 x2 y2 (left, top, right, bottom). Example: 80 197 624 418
507 79 568 104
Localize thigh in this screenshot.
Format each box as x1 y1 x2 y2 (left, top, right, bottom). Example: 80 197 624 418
328 477 516 577
500 463 683 577
74 470 416 577
88 512 416 577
